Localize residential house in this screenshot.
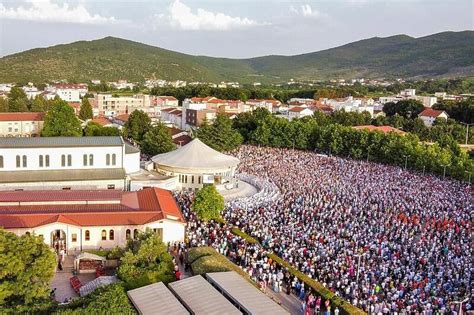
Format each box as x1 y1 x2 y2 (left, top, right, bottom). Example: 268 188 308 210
0 112 45 137
288 107 314 121
418 108 449 127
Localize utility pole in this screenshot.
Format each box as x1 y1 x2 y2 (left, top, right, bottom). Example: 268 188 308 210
459 123 473 145
441 163 450 180
403 155 409 170
465 171 471 185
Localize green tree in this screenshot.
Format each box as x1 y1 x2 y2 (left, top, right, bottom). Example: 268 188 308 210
31 95 52 112
41 99 82 137
0 98 8 112
192 185 225 221
141 123 175 156
117 232 174 290
8 87 29 112
0 229 56 313
196 114 243 152
83 122 121 136
78 98 93 121
123 110 151 142
383 99 424 119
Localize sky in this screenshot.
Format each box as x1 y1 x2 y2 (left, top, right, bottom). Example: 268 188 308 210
0 0 473 58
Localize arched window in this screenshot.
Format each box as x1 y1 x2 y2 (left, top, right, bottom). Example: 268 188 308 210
83 154 88 166
22 155 27 167
0 155 3 168
112 154 116 165
67 155 72 166
101 230 107 241
61 154 66 167
109 230 115 240
106 154 110 166
133 229 139 239
126 229 131 239
39 155 44 167
85 230 90 241
89 154 94 166
25 231 31 236
16 155 21 167
45 155 50 167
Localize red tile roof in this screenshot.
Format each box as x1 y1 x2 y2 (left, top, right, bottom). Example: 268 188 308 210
0 112 45 121
115 113 129 122
289 106 310 113
91 116 112 126
54 83 88 90
418 108 447 118
0 188 185 228
173 134 192 146
353 125 406 135
157 96 178 101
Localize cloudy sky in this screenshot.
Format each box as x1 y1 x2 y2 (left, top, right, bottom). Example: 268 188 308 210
0 0 472 58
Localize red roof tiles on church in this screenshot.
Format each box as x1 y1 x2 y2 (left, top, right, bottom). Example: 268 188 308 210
0 188 185 228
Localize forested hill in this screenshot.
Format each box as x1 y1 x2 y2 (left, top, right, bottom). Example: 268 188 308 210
0 31 473 83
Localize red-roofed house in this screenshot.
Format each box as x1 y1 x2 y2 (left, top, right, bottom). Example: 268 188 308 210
418 108 448 126
91 116 113 127
288 106 314 121
0 112 45 137
152 96 179 107
0 188 185 253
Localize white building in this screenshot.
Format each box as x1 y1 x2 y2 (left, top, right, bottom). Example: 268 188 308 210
0 136 140 191
152 139 240 192
0 188 186 254
48 84 88 102
418 108 449 127
288 106 314 121
379 89 437 108
0 112 45 137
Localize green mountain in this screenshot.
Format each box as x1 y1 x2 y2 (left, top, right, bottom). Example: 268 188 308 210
0 31 473 83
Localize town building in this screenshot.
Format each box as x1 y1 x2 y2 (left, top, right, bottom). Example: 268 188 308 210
0 187 186 254
288 106 314 120
245 99 282 112
152 96 179 107
0 112 45 137
47 84 88 102
379 89 438 108
0 137 140 191
152 138 240 192
418 108 449 127
96 94 152 117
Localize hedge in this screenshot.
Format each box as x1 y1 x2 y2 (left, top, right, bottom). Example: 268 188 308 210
230 227 366 315
188 246 252 282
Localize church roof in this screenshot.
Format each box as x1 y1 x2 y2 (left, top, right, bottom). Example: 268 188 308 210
152 138 240 170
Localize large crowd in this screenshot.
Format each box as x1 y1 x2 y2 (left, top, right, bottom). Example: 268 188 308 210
223 145 472 314
175 145 472 314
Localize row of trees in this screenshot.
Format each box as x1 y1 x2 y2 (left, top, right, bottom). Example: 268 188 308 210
230 108 473 181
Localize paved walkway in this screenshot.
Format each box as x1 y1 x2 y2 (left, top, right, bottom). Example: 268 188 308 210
219 180 258 201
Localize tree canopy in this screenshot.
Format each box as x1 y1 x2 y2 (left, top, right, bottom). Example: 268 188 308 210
78 98 93 121
195 113 243 152
123 110 151 142
7 87 29 112
42 99 82 137
83 122 121 137
141 123 175 156
117 231 174 290
0 229 56 313
383 99 425 119
192 185 225 221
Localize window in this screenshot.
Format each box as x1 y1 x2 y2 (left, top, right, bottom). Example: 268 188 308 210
112 154 116 165
16 155 21 168
153 228 163 240
191 176 194 184
67 155 72 166
71 234 77 242
101 230 107 241
25 231 31 236
45 155 50 167
61 154 66 167
39 155 44 167
109 230 114 240
107 184 115 190
185 175 188 184
126 229 131 239
106 154 110 166
62 187 71 190
22 155 27 167
198 176 201 184
83 154 88 166
89 154 94 166
133 229 139 239
85 230 90 241
0 155 3 168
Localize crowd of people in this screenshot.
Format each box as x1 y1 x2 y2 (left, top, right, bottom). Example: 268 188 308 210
221 145 472 314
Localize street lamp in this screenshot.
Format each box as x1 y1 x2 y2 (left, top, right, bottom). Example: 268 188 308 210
465 171 471 185
459 122 474 145
441 163 451 180
403 155 409 170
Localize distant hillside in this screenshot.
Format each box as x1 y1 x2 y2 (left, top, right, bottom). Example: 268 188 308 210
0 31 473 83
